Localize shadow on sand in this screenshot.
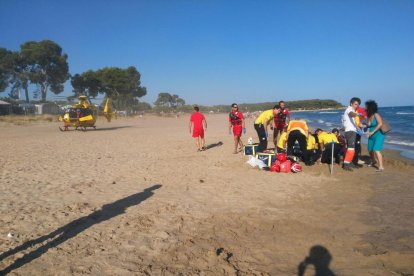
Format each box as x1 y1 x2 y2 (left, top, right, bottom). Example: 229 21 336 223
0 184 162 274
298 245 335 276
93 126 133 131
205 141 223 150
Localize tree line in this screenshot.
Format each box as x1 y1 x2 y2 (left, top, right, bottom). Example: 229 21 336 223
152 96 344 113
204 99 344 113
0 40 147 111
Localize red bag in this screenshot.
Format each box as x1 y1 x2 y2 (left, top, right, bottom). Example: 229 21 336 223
270 160 281 172
276 153 287 162
279 160 292 173
291 162 302 173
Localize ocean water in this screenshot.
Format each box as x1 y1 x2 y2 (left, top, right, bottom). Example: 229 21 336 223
291 106 414 160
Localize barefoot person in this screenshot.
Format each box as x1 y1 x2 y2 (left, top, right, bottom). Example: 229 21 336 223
189 106 207 151
228 103 246 154
365 100 385 172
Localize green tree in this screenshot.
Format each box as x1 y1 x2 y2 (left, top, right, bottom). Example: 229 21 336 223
95 66 146 110
171 94 185 108
94 67 144 95
0 48 31 102
154 92 173 107
154 93 186 112
71 66 146 111
70 70 101 101
70 74 85 96
135 101 152 111
0 48 15 92
154 93 185 108
21 40 69 102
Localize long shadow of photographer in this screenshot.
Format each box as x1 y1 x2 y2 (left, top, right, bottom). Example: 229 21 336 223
0 184 162 274
298 245 335 276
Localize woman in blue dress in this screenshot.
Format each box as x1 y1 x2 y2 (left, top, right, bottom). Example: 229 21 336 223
365 100 385 172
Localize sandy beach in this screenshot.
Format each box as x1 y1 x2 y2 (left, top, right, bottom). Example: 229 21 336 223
0 114 413 275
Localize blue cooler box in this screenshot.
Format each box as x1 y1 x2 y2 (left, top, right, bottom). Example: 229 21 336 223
256 152 276 167
244 143 259 156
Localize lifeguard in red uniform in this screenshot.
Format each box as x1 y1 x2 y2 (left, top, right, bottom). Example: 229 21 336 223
189 106 207 152
228 103 245 154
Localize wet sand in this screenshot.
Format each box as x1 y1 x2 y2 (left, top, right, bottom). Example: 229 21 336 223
0 114 413 275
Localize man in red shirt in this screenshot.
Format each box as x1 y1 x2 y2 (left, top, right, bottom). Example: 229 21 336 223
228 103 246 154
353 106 367 165
189 106 207 151
272 100 290 148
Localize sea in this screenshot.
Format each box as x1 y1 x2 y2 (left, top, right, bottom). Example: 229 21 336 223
291 106 414 160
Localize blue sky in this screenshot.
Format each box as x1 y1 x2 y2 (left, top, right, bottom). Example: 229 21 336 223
1 0 413 107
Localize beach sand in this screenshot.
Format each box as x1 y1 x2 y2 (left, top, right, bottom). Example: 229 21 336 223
0 114 413 275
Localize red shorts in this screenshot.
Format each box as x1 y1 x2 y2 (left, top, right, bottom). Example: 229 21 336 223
192 128 204 138
233 125 242 136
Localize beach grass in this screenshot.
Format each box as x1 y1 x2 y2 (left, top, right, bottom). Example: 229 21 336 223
0 115 57 125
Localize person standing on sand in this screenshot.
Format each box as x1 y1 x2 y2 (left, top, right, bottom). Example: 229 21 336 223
228 103 246 154
254 106 279 152
342 97 364 171
364 100 385 172
189 106 207 152
353 106 367 166
272 100 290 148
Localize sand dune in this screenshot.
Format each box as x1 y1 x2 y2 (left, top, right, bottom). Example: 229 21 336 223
0 114 413 275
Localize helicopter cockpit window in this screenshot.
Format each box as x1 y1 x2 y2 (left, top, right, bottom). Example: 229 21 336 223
69 108 77 118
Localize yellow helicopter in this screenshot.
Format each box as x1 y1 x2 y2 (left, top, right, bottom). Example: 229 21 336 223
58 95 116 131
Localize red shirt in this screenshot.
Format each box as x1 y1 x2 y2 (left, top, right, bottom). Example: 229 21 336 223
229 111 244 125
190 112 205 129
357 107 367 119
274 108 289 125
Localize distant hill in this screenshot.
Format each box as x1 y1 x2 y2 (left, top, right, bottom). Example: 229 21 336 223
199 99 344 113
